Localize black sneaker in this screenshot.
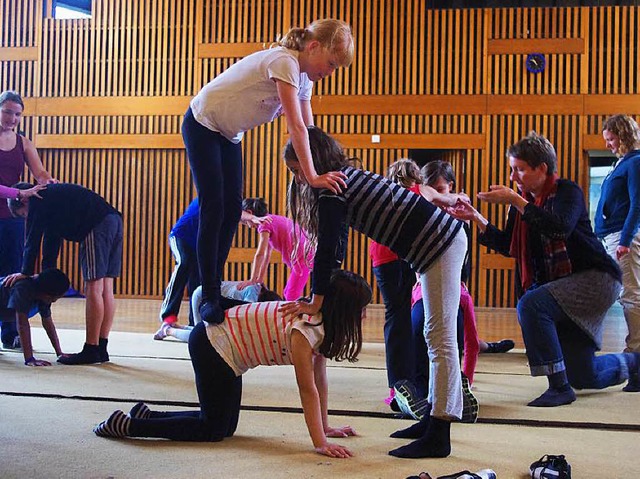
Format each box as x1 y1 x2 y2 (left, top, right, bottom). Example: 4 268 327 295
530 454 571 479
58 343 101 365
393 379 431 421
460 373 479 423
3 336 21 350
485 339 515 353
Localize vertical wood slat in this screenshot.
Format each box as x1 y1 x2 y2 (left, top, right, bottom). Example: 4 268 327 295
3 2 640 306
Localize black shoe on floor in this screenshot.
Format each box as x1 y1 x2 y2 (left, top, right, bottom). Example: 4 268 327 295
58 343 101 365
2 336 21 350
485 339 515 353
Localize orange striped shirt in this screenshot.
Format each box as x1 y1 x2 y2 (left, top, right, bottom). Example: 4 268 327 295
205 301 325 376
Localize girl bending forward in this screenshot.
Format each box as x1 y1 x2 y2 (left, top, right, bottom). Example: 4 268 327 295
280 126 468 459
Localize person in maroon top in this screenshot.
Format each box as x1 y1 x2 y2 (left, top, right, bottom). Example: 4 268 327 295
0 90 57 349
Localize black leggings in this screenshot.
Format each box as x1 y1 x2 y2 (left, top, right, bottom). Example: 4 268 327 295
182 107 243 307
129 322 242 441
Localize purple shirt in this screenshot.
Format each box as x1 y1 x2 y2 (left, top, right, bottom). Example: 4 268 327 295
0 134 25 219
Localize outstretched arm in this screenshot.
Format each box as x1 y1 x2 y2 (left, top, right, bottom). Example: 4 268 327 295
276 80 346 194
16 312 51 366
313 353 356 438
249 232 272 284
291 330 353 458
41 315 63 357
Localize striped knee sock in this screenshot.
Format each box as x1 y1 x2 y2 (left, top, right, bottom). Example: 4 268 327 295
93 410 130 438
128 402 151 420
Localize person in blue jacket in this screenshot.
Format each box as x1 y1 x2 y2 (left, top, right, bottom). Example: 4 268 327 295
595 114 640 356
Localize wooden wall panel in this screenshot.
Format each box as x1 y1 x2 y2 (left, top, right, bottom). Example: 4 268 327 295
2 2 640 307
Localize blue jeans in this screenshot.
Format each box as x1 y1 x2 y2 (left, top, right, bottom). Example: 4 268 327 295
129 322 242 441
373 260 416 387
517 285 628 389
182 108 243 306
0 217 25 345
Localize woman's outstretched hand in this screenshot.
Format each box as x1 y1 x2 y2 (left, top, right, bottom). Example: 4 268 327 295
446 199 478 222
477 185 516 205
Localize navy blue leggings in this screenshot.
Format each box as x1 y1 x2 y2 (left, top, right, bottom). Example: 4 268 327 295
182 108 243 306
129 322 242 441
0 217 24 344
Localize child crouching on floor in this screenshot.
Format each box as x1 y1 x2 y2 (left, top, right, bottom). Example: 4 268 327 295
93 269 371 459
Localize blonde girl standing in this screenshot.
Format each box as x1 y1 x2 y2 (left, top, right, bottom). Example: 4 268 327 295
183 20 353 325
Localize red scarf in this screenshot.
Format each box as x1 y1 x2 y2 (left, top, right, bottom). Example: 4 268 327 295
509 174 571 290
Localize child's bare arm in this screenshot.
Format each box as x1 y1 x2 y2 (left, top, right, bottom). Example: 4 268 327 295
16 312 51 366
276 80 346 193
313 354 356 438
41 315 63 356
291 330 353 458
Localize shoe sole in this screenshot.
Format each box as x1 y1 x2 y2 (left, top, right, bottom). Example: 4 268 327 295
393 381 430 421
461 375 479 423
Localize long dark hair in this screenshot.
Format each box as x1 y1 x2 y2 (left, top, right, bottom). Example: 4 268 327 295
284 126 353 253
317 269 372 362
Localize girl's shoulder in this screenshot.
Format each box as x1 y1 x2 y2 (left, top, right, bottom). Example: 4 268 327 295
623 150 640 165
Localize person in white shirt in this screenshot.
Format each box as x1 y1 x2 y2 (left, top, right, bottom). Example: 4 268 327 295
182 19 354 326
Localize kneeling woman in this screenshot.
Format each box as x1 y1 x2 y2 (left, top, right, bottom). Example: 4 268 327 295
452 131 640 406
93 269 371 459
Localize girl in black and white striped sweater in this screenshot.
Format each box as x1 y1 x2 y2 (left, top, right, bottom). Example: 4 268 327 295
279 126 468 459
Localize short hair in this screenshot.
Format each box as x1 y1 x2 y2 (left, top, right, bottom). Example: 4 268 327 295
7 182 33 217
386 159 421 188
242 198 268 217
33 269 70 297
602 114 640 157
421 160 456 189
506 131 557 175
0 90 24 109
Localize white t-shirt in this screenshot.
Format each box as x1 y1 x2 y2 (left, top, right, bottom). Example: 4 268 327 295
190 47 313 143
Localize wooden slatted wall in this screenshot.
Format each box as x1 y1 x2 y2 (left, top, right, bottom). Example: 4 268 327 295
2 1 640 306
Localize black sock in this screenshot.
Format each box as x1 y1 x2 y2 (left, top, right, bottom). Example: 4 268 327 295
388 417 451 458
390 414 431 439
548 370 569 390
98 337 109 362
624 352 639 372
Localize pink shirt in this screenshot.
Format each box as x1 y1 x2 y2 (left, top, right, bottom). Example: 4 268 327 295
258 214 314 300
